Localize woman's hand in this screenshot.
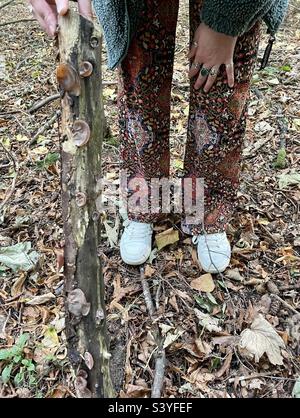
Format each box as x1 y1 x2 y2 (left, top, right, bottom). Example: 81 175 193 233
188 22 237 93
27 0 92 37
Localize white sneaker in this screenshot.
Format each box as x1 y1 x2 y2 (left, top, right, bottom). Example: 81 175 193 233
193 232 231 273
120 221 153 265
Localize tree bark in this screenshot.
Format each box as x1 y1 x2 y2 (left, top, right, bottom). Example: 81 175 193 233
57 9 114 398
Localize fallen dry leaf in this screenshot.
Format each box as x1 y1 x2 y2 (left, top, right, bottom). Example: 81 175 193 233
163 329 184 349
122 383 150 398
194 309 222 332
26 292 56 306
239 314 285 365
155 228 179 251
11 272 26 297
191 273 215 293
225 269 244 282
144 264 156 277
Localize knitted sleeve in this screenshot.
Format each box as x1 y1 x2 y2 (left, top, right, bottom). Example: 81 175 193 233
201 0 274 36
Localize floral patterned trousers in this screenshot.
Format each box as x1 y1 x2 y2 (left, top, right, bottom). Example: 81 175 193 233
117 0 261 234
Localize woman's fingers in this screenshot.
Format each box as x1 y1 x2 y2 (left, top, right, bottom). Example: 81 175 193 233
78 0 93 19
203 65 219 93
55 0 69 15
188 60 202 79
225 62 235 88
194 63 212 90
187 40 198 60
29 0 58 36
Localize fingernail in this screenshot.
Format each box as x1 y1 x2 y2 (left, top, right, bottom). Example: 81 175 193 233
57 0 67 15
49 23 56 35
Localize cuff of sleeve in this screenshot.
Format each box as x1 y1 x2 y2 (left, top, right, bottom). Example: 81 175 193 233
200 8 249 37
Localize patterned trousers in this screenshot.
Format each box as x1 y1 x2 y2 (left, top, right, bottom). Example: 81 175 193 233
117 0 261 234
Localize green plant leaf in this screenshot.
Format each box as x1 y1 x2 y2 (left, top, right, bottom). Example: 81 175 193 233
0 243 39 272
17 333 29 349
278 172 300 189
1 364 13 384
27 362 35 372
29 374 37 386
36 152 60 170
14 371 24 386
0 348 12 361
194 295 213 313
280 65 292 72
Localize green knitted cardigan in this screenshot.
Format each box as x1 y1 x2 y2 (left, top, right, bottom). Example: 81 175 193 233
92 0 289 70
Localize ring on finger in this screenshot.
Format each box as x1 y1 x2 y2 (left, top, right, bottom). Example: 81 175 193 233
209 67 218 77
192 41 198 47
200 66 210 77
192 62 201 70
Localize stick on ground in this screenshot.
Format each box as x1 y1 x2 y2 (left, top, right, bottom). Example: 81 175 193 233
140 267 166 398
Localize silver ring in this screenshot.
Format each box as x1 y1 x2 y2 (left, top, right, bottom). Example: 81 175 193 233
193 41 198 48
192 62 201 70
209 67 218 77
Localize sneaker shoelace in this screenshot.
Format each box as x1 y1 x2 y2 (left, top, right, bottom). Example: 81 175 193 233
193 233 228 255
124 223 152 239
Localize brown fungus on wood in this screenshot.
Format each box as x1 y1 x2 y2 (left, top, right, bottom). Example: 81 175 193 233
75 192 87 207
56 63 81 96
79 61 93 77
84 352 94 370
72 119 91 147
67 288 90 317
75 372 92 398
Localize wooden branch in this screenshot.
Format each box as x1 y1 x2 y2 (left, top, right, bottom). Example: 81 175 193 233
140 267 166 398
140 267 155 317
0 18 35 27
57 10 114 398
28 93 60 114
271 293 300 315
28 110 61 145
0 0 15 10
151 348 166 398
0 143 19 210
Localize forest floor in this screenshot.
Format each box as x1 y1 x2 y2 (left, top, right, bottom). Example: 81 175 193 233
0 0 299 398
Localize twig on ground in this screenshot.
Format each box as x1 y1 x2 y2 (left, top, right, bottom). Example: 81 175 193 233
0 18 35 27
27 110 61 146
13 115 32 138
140 267 166 398
0 143 19 209
28 93 60 114
0 0 14 10
151 349 166 398
102 80 118 86
279 283 300 291
140 267 155 317
271 293 300 315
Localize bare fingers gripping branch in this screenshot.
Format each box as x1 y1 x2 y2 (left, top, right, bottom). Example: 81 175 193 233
27 0 93 36
188 22 237 93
